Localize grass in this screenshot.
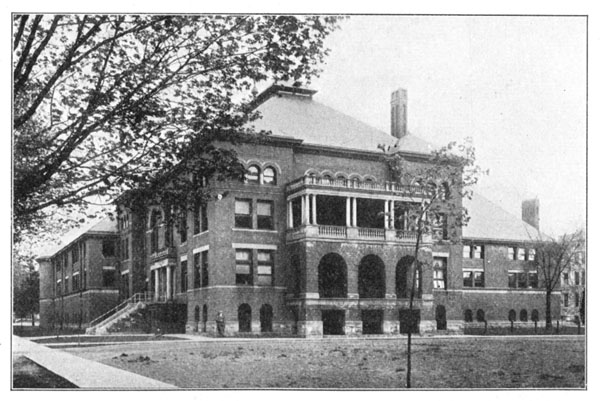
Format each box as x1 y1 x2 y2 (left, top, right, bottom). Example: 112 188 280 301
13 356 77 389
33 335 186 344
65 336 586 389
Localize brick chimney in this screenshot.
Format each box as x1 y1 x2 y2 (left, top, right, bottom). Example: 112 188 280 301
522 198 540 230
391 88 407 139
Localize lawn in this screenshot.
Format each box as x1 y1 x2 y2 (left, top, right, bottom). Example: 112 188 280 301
65 336 585 389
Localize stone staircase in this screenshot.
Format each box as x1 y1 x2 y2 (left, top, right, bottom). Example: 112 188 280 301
85 293 155 335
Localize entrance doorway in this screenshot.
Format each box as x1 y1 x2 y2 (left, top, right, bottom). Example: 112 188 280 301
322 310 345 335
361 309 384 334
435 305 447 330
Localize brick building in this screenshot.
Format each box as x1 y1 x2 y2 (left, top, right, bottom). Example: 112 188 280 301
37 218 119 329
37 84 563 335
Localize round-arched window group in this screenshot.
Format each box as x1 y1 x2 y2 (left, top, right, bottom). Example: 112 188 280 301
464 308 540 323
245 164 277 185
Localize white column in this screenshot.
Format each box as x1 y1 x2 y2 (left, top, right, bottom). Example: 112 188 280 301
287 201 293 228
384 200 389 229
352 197 357 227
301 195 306 225
303 194 310 225
154 269 159 301
390 200 395 230
166 266 172 300
311 194 317 225
346 197 351 227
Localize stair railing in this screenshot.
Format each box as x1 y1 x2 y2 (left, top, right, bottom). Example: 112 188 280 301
88 292 152 328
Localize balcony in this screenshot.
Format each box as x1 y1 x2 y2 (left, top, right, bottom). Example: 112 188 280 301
287 224 429 244
286 176 429 198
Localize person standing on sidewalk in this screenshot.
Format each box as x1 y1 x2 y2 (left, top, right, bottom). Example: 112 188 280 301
216 311 225 337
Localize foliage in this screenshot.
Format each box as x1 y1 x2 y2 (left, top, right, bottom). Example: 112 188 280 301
534 229 585 328
13 251 40 324
13 14 342 242
382 137 486 388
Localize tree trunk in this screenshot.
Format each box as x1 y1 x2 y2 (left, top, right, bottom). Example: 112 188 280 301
545 290 553 329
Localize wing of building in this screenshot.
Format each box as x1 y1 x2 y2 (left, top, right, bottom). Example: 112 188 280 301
37 84 568 335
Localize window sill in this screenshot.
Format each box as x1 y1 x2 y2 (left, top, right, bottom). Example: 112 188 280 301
193 231 209 237
233 228 278 233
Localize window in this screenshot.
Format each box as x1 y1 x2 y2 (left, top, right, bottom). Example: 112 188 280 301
56 281 62 296
193 253 201 288
201 205 208 232
527 249 536 261
528 272 538 288
193 203 201 235
263 167 276 185
563 293 569 307
464 270 484 288
181 260 188 292
64 277 69 293
102 269 115 287
179 212 188 244
246 165 260 183
463 245 471 258
518 248 525 261
72 247 79 263
508 309 517 322
574 272 580 285
201 251 209 287
463 245 484 259
121 238 129 260
508 247 516 260
432 257 447 289
72 274 80 292
508 272 517 288
150 210 161 253
257 200 274 230
235 249 253 285
519 309 528 322
433 214 448 241
517 272 527 288
257 251 273 286
476 309 485 322
464 309 473 322
235 199 252 229
563 272 569 285
102 239 115 257
574 292 580 307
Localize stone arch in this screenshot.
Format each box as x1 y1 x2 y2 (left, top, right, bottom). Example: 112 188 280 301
238 303 252 333
260 304 273 333
396 256 422 299
358 254 386 298
318 253 347 298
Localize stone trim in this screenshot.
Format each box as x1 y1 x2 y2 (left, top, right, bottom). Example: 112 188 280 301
231 243 277 250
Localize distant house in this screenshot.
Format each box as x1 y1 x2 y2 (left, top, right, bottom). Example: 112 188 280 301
38 84 562 335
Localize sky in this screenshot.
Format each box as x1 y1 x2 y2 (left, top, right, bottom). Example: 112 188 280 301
308 16 586 237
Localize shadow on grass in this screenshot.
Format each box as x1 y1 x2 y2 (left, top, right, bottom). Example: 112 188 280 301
13 356 77 389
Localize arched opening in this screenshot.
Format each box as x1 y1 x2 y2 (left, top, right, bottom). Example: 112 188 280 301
290 254 301 297
436 305 447 330
476 309 485 322
531 309 540 322
202 304 208 332
194 305 200 332
260 304 273 333
396 256 421 299
519 309 528 322
318 253 347 298
508 309 516 322
246 165 260 183
464 309 473 322
238 304 252 333
358 255 386 298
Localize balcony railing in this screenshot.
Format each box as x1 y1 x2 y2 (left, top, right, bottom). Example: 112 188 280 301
287 224 429 244
287 176 429 197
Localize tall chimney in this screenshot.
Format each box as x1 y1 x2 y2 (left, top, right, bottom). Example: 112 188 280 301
522 198 540 230
391 88 407 139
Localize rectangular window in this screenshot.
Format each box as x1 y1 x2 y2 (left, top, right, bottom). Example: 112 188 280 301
235 199 252 229
575 292 580 307
257 251 273 286
517 272 527 288
563 272 569 285
64 277 69 293
574 272 580 285
473 246 483 259
72 247 79 263
181 260 188 292
527 249 536 261
508 272 517 288
432 257 447 289
474 271 485 287
102 239 115 257
201 251 209 288
72 274 80 292
463 271 473 287
56 281 62 296
563 293 569 307
291 198 302 228
194 253 201 288
179 212 188 244
201 205 208 232
102 269 115 287
528 272 538 288
508 247 516 260
463 245 471 258
518 248 526 261
121 238 129 260
235 249 253 285
257 200 274 230
193 203 200 235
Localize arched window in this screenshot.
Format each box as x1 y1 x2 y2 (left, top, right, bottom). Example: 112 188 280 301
476 309 485 322
396 256 422 299
263 166 277 185
318 253 347 298
322 174 334 185
531 309 540 322
246 165 260 184
260 304 273 333
464 309 473 322
519 309 528 322
336 175 347 186
508 309 516 322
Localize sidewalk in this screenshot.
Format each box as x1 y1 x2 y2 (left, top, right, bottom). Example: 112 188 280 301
13 335 177 389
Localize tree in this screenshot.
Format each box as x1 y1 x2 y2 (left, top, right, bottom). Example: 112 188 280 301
535 230 584 329
13 250 40 327
382 138 486 388
13 14 342 242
